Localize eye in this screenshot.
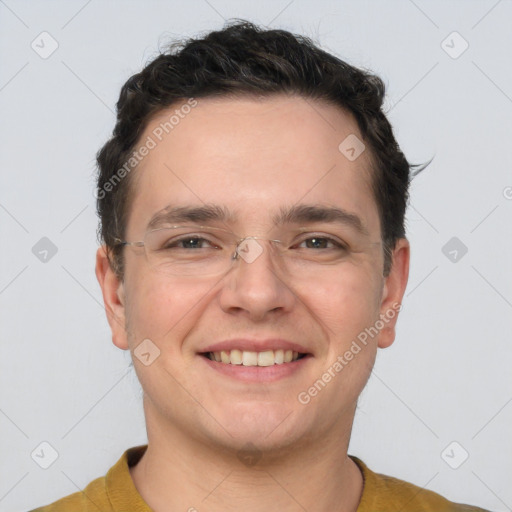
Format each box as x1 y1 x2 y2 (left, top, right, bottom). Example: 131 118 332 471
161 235 221 250
296 235 347 250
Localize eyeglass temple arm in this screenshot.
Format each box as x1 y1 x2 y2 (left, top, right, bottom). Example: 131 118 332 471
112 238 145 248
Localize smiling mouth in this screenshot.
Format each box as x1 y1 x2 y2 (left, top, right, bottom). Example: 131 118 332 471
201 349 309 366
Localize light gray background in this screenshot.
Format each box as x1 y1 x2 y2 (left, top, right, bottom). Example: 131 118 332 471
1 1 511 510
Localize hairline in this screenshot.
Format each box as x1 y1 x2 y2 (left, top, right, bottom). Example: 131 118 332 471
108 92 393 276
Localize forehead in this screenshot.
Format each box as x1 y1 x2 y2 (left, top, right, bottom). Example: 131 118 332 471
126 94 380 236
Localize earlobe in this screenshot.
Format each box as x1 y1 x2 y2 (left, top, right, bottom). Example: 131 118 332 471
95 246 129 350
377 239 410 349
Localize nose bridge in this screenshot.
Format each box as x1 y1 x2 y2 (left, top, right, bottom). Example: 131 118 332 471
233 235 272 264
220 235 295 318
231 235 285 280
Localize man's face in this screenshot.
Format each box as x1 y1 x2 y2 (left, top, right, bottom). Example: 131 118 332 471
97 95 409 455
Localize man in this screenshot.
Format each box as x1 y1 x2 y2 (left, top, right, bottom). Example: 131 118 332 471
31 20 489 512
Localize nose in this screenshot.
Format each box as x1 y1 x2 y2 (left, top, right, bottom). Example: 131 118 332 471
218 237 297 322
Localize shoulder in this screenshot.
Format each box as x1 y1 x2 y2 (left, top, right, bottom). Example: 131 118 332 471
350 456 491 512
28 445 149 512
28 475 108 512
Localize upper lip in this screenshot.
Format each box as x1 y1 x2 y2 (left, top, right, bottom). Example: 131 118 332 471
200 339 311 355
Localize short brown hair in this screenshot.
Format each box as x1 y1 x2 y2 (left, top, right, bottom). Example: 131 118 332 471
96 20 426 278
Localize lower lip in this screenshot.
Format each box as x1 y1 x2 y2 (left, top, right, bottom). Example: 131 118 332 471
199 354 312 382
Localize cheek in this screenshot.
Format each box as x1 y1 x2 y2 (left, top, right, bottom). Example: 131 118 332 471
124 273 204 344
300 262 383 333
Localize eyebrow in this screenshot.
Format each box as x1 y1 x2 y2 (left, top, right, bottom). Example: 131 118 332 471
273 204 369 236
147 203 369 236
147 204 235 230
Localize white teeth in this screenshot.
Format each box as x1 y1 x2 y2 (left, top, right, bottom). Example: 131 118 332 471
242 351 258 366
207 349 303 366
220 350 230 364
257 350 275 367
230 349 243 365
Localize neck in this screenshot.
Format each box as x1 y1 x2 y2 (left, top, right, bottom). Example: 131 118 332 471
130 401 363 512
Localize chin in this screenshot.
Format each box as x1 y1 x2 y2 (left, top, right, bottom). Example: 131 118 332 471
213 406 305 450
211 428 304 460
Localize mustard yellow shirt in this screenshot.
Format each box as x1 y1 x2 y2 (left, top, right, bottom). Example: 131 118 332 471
30 445 490 511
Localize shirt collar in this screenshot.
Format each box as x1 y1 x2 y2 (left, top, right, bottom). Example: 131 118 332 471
105 444 151 511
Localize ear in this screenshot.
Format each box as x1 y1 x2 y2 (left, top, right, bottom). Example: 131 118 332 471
377 238 410 349
95 246 129 350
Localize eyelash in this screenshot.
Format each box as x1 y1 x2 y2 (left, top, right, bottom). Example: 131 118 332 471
295 235 347 250
165 234 348 251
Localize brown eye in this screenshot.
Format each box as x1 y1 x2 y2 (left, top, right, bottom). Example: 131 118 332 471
297 236 346 250
304 237 329 249
176 237 209 249
160 235 219 250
